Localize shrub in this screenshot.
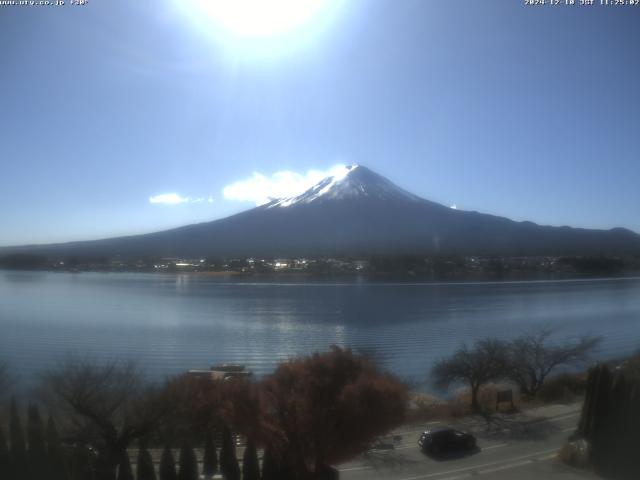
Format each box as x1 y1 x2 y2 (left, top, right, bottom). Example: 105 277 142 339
537 373 587 403
405 394 452 423
557 439 590 469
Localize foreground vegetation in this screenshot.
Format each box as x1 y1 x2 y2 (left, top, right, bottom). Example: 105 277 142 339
560 352 640 480
0 347 407 480
431 328 600 412
0 329 616 479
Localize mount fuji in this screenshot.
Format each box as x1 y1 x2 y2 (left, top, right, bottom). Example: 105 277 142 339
4 165 640 259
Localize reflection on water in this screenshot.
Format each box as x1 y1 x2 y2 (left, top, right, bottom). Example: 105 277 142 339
2 271 47 283
1 271 639 389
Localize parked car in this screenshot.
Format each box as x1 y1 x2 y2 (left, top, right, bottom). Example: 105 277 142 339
418 428 476 454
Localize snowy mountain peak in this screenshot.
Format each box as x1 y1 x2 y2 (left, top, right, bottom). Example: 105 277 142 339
265 165 422 208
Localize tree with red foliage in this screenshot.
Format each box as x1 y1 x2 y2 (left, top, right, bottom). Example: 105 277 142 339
220 378 262 439
161 374 225 441
259 346 408 477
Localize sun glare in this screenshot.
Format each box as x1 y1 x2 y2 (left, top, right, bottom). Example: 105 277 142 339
175 0 344 54
189 0 329 38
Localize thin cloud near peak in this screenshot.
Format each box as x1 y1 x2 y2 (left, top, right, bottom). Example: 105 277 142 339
223 165 348 206
148 193 213 205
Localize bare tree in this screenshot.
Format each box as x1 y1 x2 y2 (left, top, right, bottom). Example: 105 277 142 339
432 338 509 412
40 359 170 480
506 327 601 398
0 362 9 397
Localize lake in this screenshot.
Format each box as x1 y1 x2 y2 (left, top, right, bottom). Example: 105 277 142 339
1 271 639 390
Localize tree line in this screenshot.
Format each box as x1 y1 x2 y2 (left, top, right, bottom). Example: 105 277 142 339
0 347 407 480
0 329 601 479
432 327 601 412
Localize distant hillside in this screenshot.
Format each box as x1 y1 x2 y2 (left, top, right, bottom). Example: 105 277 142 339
2 165 640 259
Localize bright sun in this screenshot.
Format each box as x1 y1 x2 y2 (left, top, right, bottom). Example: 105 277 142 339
190 0 329 38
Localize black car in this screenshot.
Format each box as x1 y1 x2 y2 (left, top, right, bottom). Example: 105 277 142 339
418 428 477 454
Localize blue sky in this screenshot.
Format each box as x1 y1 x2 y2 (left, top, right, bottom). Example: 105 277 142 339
1 0 639 246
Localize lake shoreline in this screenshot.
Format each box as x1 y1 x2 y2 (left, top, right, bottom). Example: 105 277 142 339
3 266 640 285
2 272 639 387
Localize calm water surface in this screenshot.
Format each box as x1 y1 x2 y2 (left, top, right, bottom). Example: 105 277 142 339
1 271 639 388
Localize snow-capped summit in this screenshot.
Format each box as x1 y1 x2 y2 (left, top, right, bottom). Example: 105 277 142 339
5 165 640 259
265 165 421 208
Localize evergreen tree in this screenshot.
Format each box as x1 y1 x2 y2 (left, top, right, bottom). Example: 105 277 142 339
159 447 178 480
177 441 198 480
0 424 10 480
9 398 27 479
260 448 278 480
46 416 67 480
220 425 240 480
117 450 134 480
27 404 47 479
68 445 95 480
137 443 157 480
202 431 218 478
261 448 295 480
241 439 260 480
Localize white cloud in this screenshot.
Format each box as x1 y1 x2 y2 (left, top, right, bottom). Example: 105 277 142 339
223 165 347 205
149 193 215 205
149 193 190 205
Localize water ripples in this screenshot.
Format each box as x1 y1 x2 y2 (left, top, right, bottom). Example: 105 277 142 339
1 272 639 387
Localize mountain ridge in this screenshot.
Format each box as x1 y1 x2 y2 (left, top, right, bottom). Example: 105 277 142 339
263 165 424 208
2 166 640 259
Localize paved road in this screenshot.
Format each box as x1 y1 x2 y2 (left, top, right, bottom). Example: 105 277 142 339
339 404 598 480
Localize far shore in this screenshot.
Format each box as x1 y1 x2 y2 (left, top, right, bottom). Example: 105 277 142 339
3 267 640 284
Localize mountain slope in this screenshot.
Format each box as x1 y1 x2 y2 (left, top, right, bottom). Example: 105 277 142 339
3 165 640 259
